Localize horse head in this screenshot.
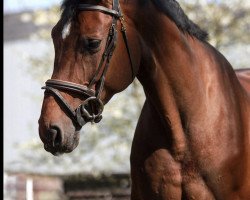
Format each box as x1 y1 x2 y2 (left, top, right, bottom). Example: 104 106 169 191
38 0 141 155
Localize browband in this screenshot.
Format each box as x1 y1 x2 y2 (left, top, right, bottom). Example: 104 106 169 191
78 4 121 18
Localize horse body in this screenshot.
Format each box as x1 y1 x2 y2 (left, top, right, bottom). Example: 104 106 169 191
38 0 250 199
130 2 250 199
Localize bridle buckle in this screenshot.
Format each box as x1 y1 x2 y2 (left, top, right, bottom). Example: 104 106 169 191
75 97 104 126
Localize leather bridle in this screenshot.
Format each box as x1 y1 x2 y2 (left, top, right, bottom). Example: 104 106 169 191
42 0 134 128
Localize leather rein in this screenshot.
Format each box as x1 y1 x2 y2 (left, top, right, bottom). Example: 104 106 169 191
42 0 134 128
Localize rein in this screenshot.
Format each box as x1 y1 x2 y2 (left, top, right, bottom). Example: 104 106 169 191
42 0 134 128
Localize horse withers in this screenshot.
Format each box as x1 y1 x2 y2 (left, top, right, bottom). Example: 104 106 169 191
38 0 250 199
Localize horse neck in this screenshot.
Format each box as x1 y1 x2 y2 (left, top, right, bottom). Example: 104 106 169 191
135 4 207 121
132 2 249 159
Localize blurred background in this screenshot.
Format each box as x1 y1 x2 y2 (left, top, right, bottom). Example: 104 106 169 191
3 0 250 199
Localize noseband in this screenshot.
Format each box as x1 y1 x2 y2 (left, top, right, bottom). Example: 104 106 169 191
42 0 134 128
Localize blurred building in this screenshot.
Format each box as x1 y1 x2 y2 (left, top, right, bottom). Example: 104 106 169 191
4 171 131 200
4 9 53 169
4 172 65 200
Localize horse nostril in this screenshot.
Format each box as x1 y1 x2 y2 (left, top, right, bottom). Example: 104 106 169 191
48 126 62 147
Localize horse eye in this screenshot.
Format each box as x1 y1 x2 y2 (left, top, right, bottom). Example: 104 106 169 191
79 38 102 54
87 39 101 49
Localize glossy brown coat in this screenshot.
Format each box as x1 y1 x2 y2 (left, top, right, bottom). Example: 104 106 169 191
38 1 250 199
236 69 250 94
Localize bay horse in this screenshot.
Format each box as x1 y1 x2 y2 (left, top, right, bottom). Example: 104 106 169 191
38 0 250 199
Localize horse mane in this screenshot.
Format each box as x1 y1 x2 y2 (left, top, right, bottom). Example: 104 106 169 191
151 0 208 41
60 0 208 41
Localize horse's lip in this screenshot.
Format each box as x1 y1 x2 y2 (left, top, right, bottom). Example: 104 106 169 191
44 143 74 155
46 147 65 156
44 144 63 155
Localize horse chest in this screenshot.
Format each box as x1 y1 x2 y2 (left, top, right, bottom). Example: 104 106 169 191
131 112 244 200
131 143 244 200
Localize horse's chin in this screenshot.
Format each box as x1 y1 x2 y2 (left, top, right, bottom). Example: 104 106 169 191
48 147 75 156
44 143 78 156
51 151 64 156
